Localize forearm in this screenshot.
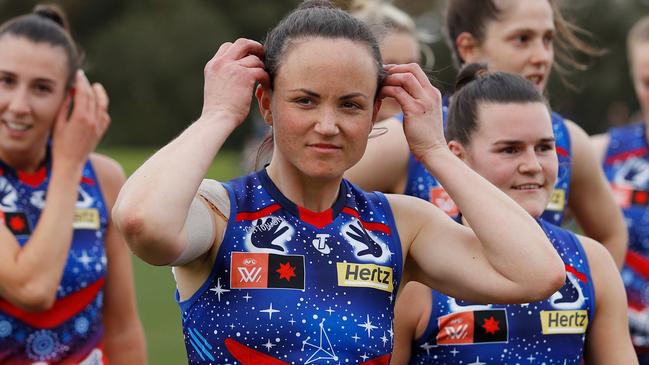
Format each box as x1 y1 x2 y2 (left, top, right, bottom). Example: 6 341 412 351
113 114 235 261
421 148 564 294
104 322 147 365
1 163 84 309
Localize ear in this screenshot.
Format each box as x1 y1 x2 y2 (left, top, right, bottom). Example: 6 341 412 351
456 32 482 64
371 99 383 124
255 84 273 126
447 140 467 161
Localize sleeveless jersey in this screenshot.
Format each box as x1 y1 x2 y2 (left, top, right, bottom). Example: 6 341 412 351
602 122 649 352
178 169 403 364
410 219 595 365
402 101 572 225
0 156 108 365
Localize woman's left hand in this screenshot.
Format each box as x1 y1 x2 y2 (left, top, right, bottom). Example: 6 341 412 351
379 63 445 161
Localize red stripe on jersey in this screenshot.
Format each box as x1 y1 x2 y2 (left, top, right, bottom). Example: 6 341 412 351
225 338 290 364
298 206 332 229
0 277 105 329
342 207 391 234
81 176 96 186
565 264 588 283
360 354 391 365
236 204 281 221
606 147 649 165
626 250 649 279
17 166 47 188
556 146 569 157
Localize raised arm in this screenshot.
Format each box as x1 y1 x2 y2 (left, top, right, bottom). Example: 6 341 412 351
0 71 110 311
580 235 637 364
567 122 627 268
381 63 565 303
112 39 269 266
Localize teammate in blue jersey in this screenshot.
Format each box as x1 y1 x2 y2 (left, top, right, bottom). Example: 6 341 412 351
346 0 628 268
392 63 635 365
591 16 649 364
112 1 566 364
0 5 145 364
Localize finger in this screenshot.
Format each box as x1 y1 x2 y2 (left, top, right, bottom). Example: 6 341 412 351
214 42 233 58
70 70 95 122
224 38 265 61
92 83 109 112
238 54 264 69
383 73 425 100
53 94 72 136
386 63 431 90
379 85 414 108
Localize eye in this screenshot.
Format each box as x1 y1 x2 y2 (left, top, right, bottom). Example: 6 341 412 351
341 101 362 110
543 33 554 46
34 83 53 94
514 34 530 45
0 75 15 87
294 97 313 106
501 146 519 154
536 143 555 152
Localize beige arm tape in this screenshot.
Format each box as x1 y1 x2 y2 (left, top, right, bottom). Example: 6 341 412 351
169 179 230 266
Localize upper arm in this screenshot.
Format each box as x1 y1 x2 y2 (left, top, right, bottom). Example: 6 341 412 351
344 118 410 193
580 236 637 364
566 122 627 267
589 132 610 164
389 194 522 304
392 281 432 365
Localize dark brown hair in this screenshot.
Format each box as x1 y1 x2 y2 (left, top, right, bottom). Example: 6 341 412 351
0 4 81 87
446 63 547 145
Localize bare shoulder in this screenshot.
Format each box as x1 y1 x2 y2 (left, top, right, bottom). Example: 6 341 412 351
89 153 126 204
576 234 618 280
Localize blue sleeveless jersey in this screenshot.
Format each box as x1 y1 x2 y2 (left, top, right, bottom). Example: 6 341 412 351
410 219 595 365
0 156 108 364
178 169 403 364
602 122 649 353
402 101 572 225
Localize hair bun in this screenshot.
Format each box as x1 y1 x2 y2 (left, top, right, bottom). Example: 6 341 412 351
33 4 69 31
455 62 489 92
297 0 335 11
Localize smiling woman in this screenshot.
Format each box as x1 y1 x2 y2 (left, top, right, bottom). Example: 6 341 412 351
0 4 145 364
113 1 566 364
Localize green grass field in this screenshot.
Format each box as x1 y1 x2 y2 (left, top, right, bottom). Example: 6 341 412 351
100 147 242 365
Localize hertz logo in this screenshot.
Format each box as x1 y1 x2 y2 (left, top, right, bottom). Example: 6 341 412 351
336 263 393 293
540 310 588 334
546 189 566 211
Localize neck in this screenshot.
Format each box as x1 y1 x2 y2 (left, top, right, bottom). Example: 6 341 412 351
0 147 47 172
266 159 342 213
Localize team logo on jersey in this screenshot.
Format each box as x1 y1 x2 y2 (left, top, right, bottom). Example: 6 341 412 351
549 265 586 310
76 187 95 209
436 309 508 345
336 262 393 293
540 310 588 334
312 233 332 254
429 187 458 216
0 211 31 236
448 297 492 313
230 252 304 290
244 216 294 253
0 176 18 211
29 190 46 209
342 220 390 263
545 189 566 211
613 157 649 189
74 208 100 230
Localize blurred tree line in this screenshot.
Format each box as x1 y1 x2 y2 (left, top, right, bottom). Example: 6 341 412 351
1 0 647 149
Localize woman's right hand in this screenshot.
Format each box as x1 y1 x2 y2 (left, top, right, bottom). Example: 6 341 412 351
51 70 110 169
201 38 269 127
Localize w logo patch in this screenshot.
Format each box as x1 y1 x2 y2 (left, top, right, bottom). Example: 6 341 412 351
230 252 305 290
436 309 508 345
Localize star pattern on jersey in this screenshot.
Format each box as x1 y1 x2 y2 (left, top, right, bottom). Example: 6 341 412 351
209 278 230 302
358 315 378 337
276 262 296 281
481 316 500 335
260 303 280 320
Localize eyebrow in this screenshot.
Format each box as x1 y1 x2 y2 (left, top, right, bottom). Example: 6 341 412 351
288 88 369 100
493 137 556 145
0 70 57 85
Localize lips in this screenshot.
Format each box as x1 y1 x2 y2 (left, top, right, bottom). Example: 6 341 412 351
525 74 545 88
512 183 543 190
2 118 32 132
308 143 341 150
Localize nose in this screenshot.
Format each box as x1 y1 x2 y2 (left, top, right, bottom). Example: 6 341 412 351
530 38 552 68
7 87 30 115
313 108 340 136
518 148 543 174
